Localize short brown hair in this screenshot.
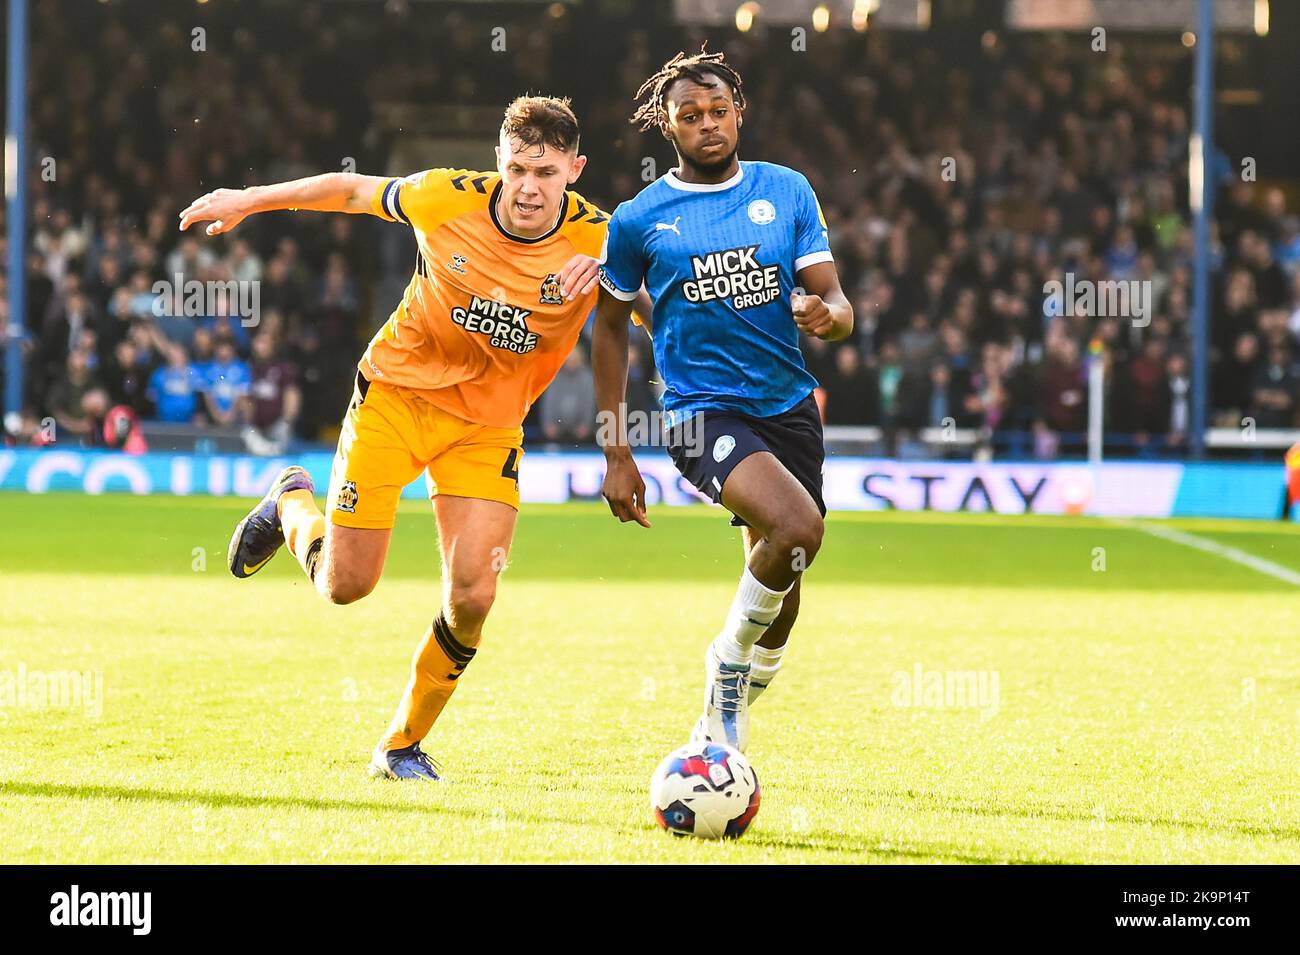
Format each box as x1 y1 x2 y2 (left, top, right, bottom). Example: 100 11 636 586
501 95 580 153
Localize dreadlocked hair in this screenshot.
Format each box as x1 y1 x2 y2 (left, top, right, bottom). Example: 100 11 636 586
629 46 746 131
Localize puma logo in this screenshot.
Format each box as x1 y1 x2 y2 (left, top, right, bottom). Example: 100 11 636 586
655 216 682 235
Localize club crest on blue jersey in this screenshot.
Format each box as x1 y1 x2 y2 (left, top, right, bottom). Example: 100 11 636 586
747 199 775 225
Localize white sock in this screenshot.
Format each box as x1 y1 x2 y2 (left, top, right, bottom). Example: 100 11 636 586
712 568 792 668
749 643 786 703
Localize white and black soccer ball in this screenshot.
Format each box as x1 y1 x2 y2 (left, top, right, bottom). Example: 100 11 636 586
650 741 760 839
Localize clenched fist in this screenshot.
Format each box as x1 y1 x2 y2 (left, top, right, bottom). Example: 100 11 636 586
792 292 835 339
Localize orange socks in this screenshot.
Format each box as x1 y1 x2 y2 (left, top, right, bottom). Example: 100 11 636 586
381 613 478 751
279 488 326 581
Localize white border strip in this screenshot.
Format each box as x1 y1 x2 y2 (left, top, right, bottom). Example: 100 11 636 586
1128 521 1300 587
664 165 744 192
794 250 835 272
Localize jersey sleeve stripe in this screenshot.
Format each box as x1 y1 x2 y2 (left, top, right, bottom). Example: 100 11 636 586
371 179 395 221
794 250 835 272
382 180 409 225
598 270 639 301
390 180 409 224
378 179 398 221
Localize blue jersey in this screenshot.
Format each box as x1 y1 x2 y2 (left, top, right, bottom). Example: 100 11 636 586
148 365 203 423
205 359 252 414
599 161 833 421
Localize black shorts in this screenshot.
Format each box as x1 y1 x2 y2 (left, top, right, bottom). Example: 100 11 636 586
667 392 826 527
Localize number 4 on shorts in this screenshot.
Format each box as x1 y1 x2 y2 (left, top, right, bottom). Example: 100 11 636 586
501 448 520 482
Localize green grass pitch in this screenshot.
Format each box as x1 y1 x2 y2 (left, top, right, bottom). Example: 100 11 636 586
1 492 1297 863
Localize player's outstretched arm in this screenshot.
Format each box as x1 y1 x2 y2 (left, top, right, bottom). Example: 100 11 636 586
178 173 392 236
591 286 651 528
792 261 854 342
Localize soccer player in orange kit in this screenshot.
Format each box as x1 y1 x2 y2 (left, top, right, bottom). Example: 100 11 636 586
179 96 613 781
1282 441 1300 520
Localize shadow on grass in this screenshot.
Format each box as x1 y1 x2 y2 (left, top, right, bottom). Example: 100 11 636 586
739 830 1062 864
14 779 1279 860
1 778 1022 862
1 779 472 817
865 786 1300 842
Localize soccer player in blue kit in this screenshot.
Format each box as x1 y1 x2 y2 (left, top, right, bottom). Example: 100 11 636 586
591 49 853 753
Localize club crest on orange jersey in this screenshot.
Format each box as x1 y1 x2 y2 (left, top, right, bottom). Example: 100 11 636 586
539 273 563 305
336 481 358 513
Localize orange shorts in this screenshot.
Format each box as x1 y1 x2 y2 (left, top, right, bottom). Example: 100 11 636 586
326 373 523 529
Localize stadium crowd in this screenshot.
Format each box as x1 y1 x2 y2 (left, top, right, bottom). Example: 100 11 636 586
4 0 1299 458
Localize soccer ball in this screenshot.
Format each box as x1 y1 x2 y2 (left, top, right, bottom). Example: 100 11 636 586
650 740 760 839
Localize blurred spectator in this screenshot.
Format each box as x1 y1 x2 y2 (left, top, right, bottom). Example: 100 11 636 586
287 326 336 440
1213 332 1260 425
898 313 938 374
190 326 216 380
1036 338 1087 437
1276 218 1300 274
1249 346 1298 429
823 345 873 426
260 255 309 319
203 338 252 427
1117 338 1169 438
104 339 153 416
900 362 971 431
227 238 264 285
147 344 204 424
1105 225 1140 280
540 348 596 444
873 339 906 433
102 404 148 454
244 331 301 455
801 334 838 386
1241 231 1289 309
44 349 108 444
1165 352 1192 447
966 344 1011 433
33 208 87 281
319 253 359 311
165 236 217 287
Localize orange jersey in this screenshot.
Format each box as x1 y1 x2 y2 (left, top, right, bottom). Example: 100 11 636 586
362 168 608 428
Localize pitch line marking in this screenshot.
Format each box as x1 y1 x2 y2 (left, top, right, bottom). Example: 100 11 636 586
1127 521 1300 587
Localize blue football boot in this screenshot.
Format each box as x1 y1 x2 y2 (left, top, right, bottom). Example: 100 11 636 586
227 465 315 578
368 743 443 782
